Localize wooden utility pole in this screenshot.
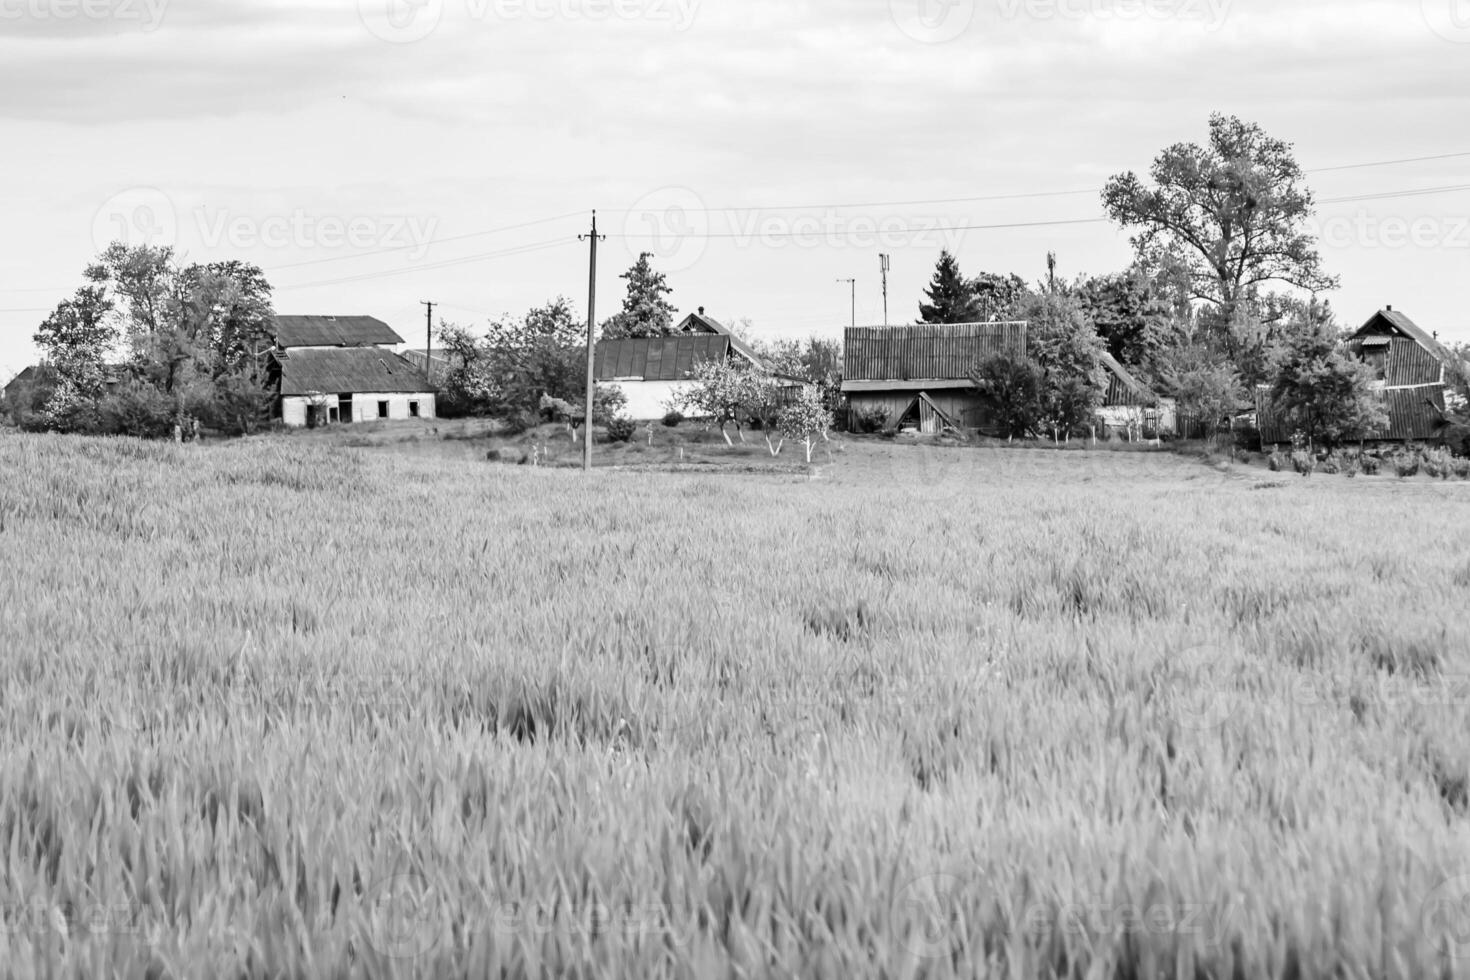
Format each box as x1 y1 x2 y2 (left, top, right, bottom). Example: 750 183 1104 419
579 212 605 472
420 301 435 380
879 254 890 327
837 278 856 329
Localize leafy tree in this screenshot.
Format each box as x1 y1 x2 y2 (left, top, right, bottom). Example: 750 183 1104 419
600 252 677 339
778 386 833 463
1265 305 1387 449
33 285 117 403
1016 291 1107 440
1102 114 1337 322
1155 343 1246 443
435 321 499 417
969 353 1043 440
919 250 982 324
679 358 753 445
969 271 1030 321
743 373 788 456
1076 268 1178 375
484 297 587 413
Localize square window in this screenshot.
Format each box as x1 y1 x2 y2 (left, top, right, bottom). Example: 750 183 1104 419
378 401 390 419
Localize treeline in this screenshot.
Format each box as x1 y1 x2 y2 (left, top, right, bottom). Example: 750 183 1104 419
5 244 276 437
928 113 1469 448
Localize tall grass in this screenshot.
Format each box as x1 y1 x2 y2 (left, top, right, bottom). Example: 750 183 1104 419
2 430 1469 978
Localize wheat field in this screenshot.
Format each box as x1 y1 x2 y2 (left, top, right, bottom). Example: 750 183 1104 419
2 429 1469 978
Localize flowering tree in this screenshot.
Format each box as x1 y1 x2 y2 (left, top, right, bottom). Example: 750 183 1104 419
779 386 833 463
680 359 754 445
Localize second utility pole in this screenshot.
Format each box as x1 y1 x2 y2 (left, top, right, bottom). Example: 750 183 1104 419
420 301 435 379
837 278 855 329
580 211 605 473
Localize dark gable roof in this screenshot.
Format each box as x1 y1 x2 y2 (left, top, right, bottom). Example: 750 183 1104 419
594 335 738 382
1098 351 1156 406
843 321 1028 384
276 348 435 396
1353 309 1452 362
674 311 764 367
272 315 404 348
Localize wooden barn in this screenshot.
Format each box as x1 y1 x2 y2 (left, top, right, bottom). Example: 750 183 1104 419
1258 307 1466 445
841 321 1028 433
267 314 436 427
1096 352 1177 438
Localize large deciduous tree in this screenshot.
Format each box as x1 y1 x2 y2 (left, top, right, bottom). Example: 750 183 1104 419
1076 268 1180 377
600 252 677 339
919 251 982 324
1102 114 1336 320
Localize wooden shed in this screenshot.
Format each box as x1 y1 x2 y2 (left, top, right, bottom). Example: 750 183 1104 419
841 321 1028 434
1258 307 1465 445
1096 352 1176 438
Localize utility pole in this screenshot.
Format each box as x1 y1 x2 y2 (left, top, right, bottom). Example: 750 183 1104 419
837 278 856 329
878 254 890 327
420 301 435 380
579 211 605 473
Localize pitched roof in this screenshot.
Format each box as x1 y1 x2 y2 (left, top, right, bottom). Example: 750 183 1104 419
275 347 435 396
674 311 764 366
1353 309 1453 361
594 335 736 382
843 321 1028 383
1098 351 1156 406
272 315 404 348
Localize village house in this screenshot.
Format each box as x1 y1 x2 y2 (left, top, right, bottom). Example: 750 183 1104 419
842 321 1028 434
1096 352 1177 439
1258 306 1467 445
268 315 436 427
593 308 772 420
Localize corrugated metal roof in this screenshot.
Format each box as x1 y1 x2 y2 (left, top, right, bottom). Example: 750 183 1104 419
1099 352 1155 407
594 335 734 382
272 315 405 348
276 347 435 396
844 321 1028 382
1256 383 1449 444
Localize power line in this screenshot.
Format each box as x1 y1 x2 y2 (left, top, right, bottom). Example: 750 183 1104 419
262 211 585 272
272 238 572 291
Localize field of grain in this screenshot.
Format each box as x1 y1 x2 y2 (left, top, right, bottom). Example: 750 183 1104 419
2 428 1470 978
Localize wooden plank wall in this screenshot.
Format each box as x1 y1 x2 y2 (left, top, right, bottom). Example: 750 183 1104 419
844 322 1027 381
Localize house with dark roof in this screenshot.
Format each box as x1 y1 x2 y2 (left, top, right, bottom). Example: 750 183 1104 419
271 315 405 350
265 314 433 426
593 308 772 420
842 321 1028 434
1258 307 1466 445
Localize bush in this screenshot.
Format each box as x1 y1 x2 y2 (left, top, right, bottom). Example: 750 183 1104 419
852 408 887 434
661 410 684 428
1394 455 1420 479
1360 455 1381 476
605 416 636 443
501 410 538 436
97 382 176 439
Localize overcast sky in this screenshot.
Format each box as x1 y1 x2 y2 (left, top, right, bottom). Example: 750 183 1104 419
1 0 1467 376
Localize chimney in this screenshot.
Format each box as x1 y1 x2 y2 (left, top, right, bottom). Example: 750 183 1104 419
1386 304 1393 311
698 306 705 316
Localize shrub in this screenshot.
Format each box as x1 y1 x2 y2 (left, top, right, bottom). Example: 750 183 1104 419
1267 450 1285 472
1452 458 1470 480
1319 453 1341 476
97 382 177 439
605 416 636 443
661 410 684 428
1360 455 1381 476
1394 455 1420 479
501 410 538 436
852 409 887 434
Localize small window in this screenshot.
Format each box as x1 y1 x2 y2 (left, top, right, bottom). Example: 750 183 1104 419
378 400 390 419
409 401 420 418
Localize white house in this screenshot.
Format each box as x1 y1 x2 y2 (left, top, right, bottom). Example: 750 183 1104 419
268 314 436 427
594 308 767 420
